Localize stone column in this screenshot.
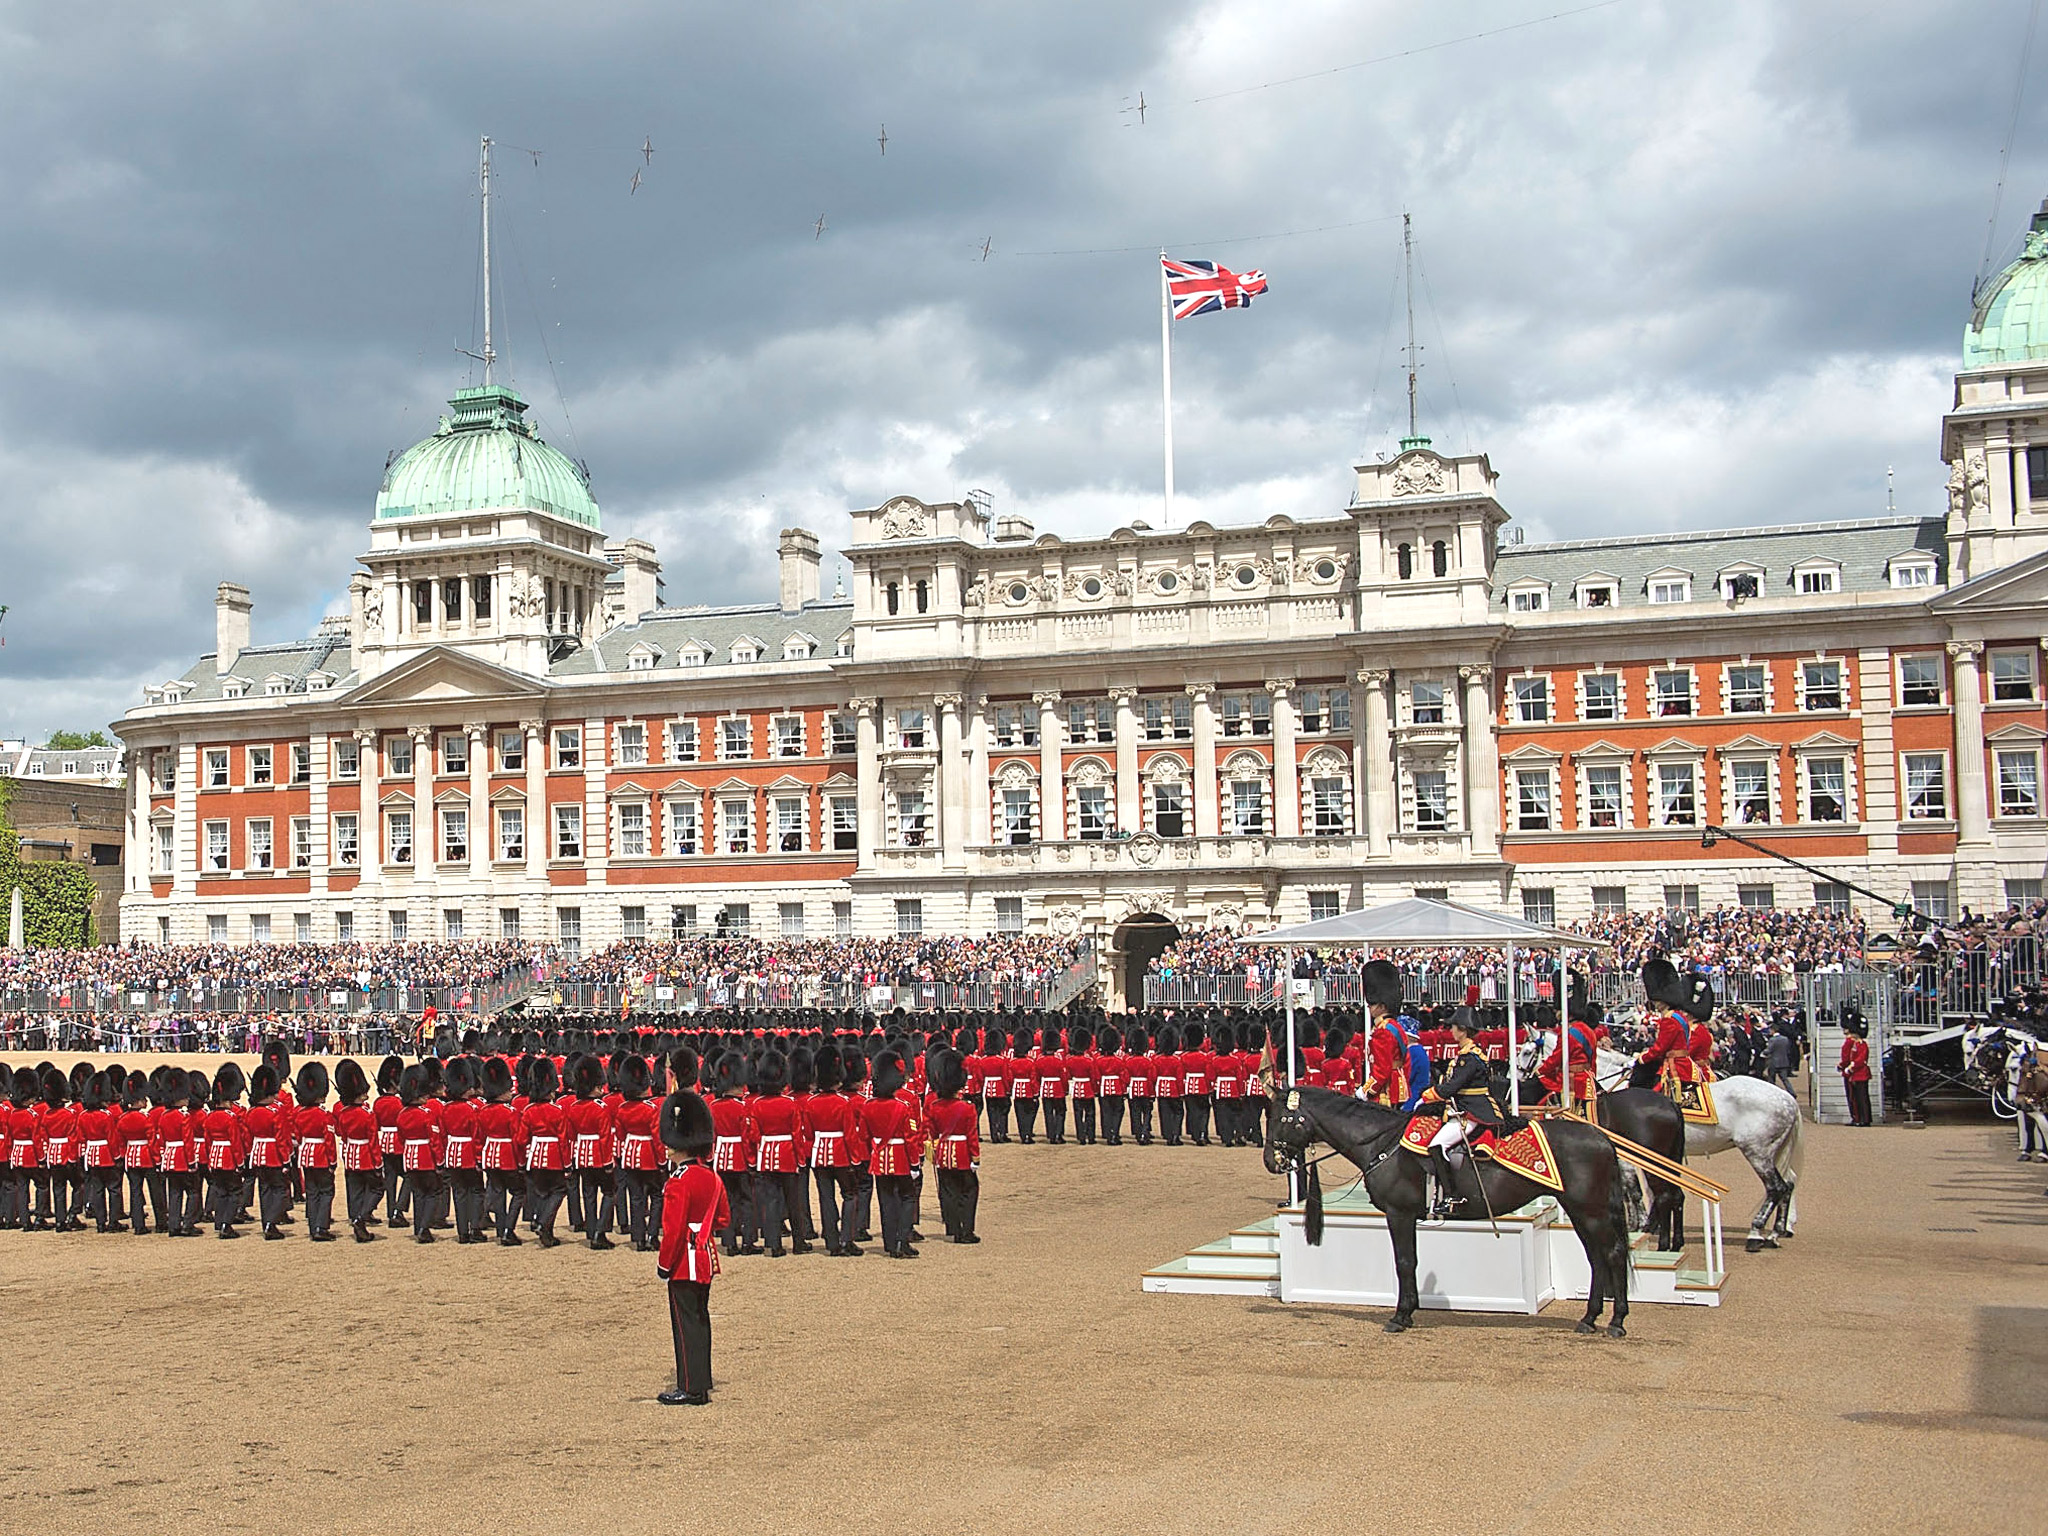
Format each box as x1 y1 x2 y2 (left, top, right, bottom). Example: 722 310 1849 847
1269 679 1299 837
936 693 966 868
1951 641 1991 848
1186 684 1218 838
128 749 147 897
1359 669 1393 857
1113 687 1143 836
853 698 881 868
309 733 330 896
969 695 991 849
173 742 197 902
1461 665 1500 856
410 726 435 900
355 729 381 886
1035 690 1065 841
466 722 489 883
522 719 547 886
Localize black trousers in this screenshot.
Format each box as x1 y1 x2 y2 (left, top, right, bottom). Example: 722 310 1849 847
851 1167 875 1241
207 1169 241 1230
667 1279 712 1398
1184 1094 1212 1144
381 1154 408 1222
528 1168 568 1236
31 1168 54 1224
1845 1078 1872 1126
1158 1097 1184 1144
81 1167 115 1230
125 1169 162 1232
256 1168 290 1230
616 1167 651 1245
1130 1099 1154 1144
450 1169 485 1239
813 1166 857 1250
345 1168 385 1227
1073 1099 1097 1144
1014 1099 1038 1142
1042 1099 1068 1143
984 1096 1010 1141
935 1167 979 1239
302 1168 335 1236
717 1170 755 1253
789 1166 816 1242
754 1170 802 1253
1242 1097 1267 1143
168 1170 201 1234
875 1172 917 1253
1101 1097 1126 1143
51 1164 82 1225
407 1169 444 1238
0 1169 22 1226
486 1169 526 1239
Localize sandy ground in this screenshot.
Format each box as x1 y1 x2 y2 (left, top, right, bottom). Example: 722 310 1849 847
2 1056 2043 1536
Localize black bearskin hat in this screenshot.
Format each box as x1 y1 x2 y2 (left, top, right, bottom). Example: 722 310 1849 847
659 1090 716 1157
335 1059 371 1104
481 1056 514 1101
930 1047 967 1099
296 1061 330 1105
530 1056 560 1100
668 1047 699 1091
122 1074 148 1111
250 1065 279 1104
214 1060 246 1103
1155 1023 1178 1053
813 1044 843 1093
376 1055 405 1094
181 1068 208 1105
755 1050 789 1093
445 1057 479 1100
399 1063 430 1107
105 1063 127 1093
1362 958 1404 1013
1641 957 1685 1010
871 1050 907 1100
1567 973 1593 1025
68 1060 93 1098
1099 1025 1122 1054
261 1036 291 1081
421 1057 445 1095
1213 1022 1235 1054
1678 972 1715 1023
789 1048 815 1095
0 1063 11 1100
571 1055 605 1099
81 1072 107 1112
618 1054 651 1099
711 1050 746 1097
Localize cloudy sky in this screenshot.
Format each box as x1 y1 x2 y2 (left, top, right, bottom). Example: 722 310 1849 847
0 0 2039 739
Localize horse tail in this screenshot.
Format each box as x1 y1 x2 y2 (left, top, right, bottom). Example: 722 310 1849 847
1305 1161 1325 1247
1607 1156 1633 1295
1777 1101 1804 1227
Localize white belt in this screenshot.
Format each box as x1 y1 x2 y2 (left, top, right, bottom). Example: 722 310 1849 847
761 1134 792 1145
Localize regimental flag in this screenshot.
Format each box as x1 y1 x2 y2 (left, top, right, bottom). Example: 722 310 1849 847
1164 257 1269 319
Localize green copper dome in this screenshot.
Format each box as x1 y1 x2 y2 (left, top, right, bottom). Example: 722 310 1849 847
1965 197 2048 368
375 385 600 528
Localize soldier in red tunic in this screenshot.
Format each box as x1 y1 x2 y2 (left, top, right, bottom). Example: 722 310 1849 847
805 1044 867 1256
202 1063 248 1239
76 1072 119 1233
565 1055 617 1250
861 1051 924 1258
1095 1026 1126 1146
1036 1029 1070 1145
334 1058 383 1243
926 1047 980 1243
292 1062 338 1242
613 1054 664 1252
1635 958 1711 1092
656 1089 728 1406
1067 1025 1099 1146
1007 1028 1040 1145
373 1055 407 1230
441 1057 486 1244
1838 1021 1873 1126
245 1065 291 1240
520 1057 570 1248
118 1073 161 1235
1180 1024 1215 1146
748 1050 807 1257
708 1051 759 1256
478 1056 527 1246
395 1064 444 1244
980 1037 1012 1144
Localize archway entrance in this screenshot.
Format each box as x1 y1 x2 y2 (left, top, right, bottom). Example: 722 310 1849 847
1115 914 1181 1011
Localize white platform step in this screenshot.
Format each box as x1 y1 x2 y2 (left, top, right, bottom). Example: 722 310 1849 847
1142 1254 1281 1297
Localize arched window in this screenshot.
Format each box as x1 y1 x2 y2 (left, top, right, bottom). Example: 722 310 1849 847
1396 543 1413 580
914 578 929 613
885 581 900 616
1432 540 1448 578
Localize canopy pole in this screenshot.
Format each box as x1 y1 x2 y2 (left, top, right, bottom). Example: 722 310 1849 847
1505 942 1520 1114
1283 944 1300 1206
1559 947 1574 1114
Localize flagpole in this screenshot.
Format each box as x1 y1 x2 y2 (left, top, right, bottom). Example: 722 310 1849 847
1159 249 1174 526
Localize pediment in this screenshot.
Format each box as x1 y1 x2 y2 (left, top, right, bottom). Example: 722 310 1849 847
348 646 548 708
1793 729 1858 751
1987 720 2048 743
1570 739 1634 761
1645 736 1705 756
1501 742 1563 763
1720 734 1781 753
1929 546 2048 614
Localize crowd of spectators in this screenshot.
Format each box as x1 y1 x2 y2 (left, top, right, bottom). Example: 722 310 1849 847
0 941 539 1004
557 934 1088 993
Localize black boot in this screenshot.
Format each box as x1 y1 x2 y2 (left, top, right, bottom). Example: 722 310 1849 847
1427 1147 1458 1220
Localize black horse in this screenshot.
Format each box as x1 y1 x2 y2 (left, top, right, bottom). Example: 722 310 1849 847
1264 1085 1634 1337
1502 1053 1690 1253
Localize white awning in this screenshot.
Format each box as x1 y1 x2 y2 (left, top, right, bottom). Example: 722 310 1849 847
1241 897 1611 953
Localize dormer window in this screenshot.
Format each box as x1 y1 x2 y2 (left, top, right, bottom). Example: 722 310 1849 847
221 680 248 699
678 643 707 668
783 634 816 661
1646 571 1692 605
264 678 290 697
730 638 761 665
627 651 654 671
1890 557 1935 589
1506 581 1548 613
1792 559 1840 595
1718 565 1764 600
305 673 330 693
835 635 854 658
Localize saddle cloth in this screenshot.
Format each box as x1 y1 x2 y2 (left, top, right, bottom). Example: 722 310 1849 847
1399 1114 1565 1193
1660 1068 1718 1125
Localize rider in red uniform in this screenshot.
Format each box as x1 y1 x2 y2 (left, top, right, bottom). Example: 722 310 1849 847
1636 957 1714 1091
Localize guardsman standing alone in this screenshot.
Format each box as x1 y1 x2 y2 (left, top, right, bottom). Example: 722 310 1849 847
1838 1021 1873 1126
655 1088 727 1407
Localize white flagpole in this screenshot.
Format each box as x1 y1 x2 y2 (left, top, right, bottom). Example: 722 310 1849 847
1159 249 1174 526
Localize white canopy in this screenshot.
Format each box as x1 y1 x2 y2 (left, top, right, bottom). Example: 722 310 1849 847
1240 897 1611 953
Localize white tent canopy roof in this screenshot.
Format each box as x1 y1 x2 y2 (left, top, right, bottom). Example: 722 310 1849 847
1241 897 1611 953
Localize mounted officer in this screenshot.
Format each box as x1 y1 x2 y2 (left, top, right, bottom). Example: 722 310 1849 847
1414 1010 1510 1217
1632 957 1714 1094
1360 959 1434 1112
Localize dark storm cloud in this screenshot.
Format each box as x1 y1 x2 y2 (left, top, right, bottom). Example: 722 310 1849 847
0 0 2039 736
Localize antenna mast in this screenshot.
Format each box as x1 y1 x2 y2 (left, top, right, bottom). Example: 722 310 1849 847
1401 211 1425 448
479 135 496 384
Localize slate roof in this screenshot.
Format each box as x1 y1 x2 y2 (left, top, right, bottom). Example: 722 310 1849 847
550 598 856 677
1492 514 1946 610
168 635 355 703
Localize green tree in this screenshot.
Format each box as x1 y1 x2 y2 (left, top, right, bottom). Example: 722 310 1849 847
43 729 112 750
0 779 98 948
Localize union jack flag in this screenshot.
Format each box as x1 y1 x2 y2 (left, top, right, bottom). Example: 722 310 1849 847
1164 257 1269 320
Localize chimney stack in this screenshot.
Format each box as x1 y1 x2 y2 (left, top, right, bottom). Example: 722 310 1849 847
606 539 663 626
215 582 253 676
778 527 822 613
